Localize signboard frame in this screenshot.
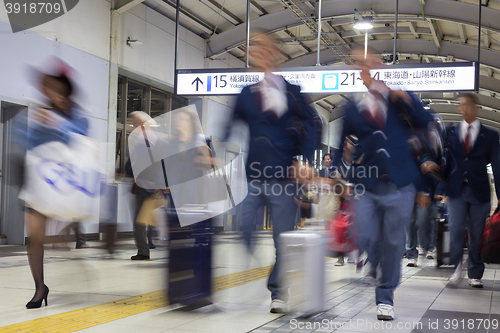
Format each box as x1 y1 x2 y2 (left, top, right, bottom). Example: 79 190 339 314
175 62 477 96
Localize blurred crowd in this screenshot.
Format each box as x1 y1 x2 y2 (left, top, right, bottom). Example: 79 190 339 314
12 30 500 324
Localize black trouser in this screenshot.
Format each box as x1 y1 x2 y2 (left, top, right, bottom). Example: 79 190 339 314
133 188 151 256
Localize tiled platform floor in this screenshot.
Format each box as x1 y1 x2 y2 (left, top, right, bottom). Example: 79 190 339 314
0 232 497 333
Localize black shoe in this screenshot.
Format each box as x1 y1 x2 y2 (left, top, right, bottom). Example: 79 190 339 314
131 254 150 260
76 243 89 249
26 285 49 309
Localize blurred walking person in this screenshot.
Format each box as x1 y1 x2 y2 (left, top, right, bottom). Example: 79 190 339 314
224 30 318 313
126 111 160 260
333 46 434 320
21 59 89 308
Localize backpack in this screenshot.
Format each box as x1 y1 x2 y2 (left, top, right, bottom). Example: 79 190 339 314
482 206 500 264
395 97 447 183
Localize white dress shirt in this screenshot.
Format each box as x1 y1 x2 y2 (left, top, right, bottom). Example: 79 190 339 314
356 80 389 124
460 119 480 149
261 72 288 118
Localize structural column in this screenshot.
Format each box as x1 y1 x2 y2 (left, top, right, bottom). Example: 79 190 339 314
106 2 121 182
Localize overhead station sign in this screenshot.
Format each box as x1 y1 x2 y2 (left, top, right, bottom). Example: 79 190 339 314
176 62 476 96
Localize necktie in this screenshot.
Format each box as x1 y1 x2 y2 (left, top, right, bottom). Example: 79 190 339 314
464 124 472 154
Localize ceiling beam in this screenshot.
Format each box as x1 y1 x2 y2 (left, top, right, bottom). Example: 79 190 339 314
199 0 243 26
428 20 442 48
325 22 350 46
207 0 500 57
281 39 500 73
458 24 467 43
284 29 312 53
353 29 374 40
114 0 146 14
153 0 217 35
408 22 419 38
484 30 491 49
250 1 267 16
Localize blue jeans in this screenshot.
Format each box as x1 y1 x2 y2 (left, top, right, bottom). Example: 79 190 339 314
366 228 382 278
355 181 416 306
242 179 297 301
406 201 435 259
448 185 490 280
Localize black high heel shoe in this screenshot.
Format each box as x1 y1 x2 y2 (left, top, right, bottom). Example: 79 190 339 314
26 285 49 309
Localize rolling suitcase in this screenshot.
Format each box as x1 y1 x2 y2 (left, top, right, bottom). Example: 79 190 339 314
435 202 451 267
482 206 500 264
280 229 326 316
167 199 213 307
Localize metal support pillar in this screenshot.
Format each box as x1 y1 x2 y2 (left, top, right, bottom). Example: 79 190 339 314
316 0 322 66
174 0 180 95
393 0 398 64
246 0 250 68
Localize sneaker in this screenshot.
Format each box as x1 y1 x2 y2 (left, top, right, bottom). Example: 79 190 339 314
406 258 417 267
335 257 345 266
76 243 89 249
421 250 428 259
148 243 156 249
448 263 462 287
377 304 394 320
270 299 287 314
362 275 376 285
426 250 435 260
131 254 150 260
468 279 484 288
418 247 425 256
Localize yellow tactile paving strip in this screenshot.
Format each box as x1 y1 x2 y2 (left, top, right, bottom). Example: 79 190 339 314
0 265 274 333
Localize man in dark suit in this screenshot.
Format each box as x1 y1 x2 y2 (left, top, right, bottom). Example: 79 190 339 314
443 93 500 288
224 31 317 313
333 47 434 320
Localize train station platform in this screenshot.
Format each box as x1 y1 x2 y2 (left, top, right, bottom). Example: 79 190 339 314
0 232 498 333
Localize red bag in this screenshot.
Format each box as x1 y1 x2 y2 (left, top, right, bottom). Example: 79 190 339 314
328 201 357 253
482 206 500 264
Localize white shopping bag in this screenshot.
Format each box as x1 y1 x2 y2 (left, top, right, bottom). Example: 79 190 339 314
152 207 168 241
19 134 105 222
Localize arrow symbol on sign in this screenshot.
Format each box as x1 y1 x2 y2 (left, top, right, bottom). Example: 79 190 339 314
192 77 203 91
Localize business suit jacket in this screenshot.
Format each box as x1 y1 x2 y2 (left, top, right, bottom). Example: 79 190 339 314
319 166 335 179
333 93 434 191
226 79 318 180
444 123 500 203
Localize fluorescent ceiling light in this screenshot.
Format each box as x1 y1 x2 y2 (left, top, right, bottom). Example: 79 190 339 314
353 16 373 30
